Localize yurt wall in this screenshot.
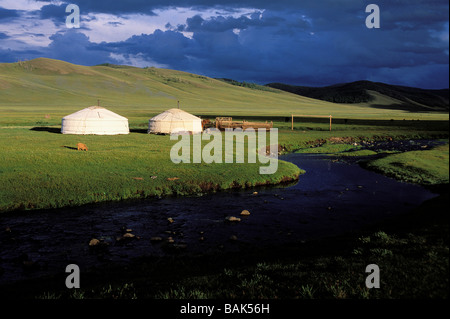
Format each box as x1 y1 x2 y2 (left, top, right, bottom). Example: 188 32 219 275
61 106 129 135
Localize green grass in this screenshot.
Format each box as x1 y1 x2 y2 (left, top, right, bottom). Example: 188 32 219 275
155 224 447 299
365 144 449 186
0 58 448 300
0 58 339 119
1 119 448 212
295 143 360 154
332 149 379 157
1 58 448 124
277 122 448 152
0 127 302 212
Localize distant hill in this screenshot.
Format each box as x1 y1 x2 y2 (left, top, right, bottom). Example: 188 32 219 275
215 78 278 93
0 58 325 116
0 58 448 120
266 81 449 112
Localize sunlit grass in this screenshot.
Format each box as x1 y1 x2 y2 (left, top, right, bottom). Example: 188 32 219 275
0 127 301 212
365 144 449 185
1 58 448 125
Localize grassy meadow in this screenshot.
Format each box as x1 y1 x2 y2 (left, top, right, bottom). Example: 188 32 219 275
1 58 448 123
365 144 449 186
0 58 448 300
2 58 447 213
0 127 302 212
0 119 448 213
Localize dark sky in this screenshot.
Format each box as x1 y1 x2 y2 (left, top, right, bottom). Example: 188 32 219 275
0 0 448 88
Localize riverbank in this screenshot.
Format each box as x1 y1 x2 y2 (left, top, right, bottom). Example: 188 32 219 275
0 182 447 300
363 143 449 187
293 137 449 187
0 121 448 213
0 134 448 298
0 121 448 300
0 127 302 213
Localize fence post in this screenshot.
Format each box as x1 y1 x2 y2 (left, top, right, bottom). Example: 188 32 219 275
329 115 332 131
291 114 294 131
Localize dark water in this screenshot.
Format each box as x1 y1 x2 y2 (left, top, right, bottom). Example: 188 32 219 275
0 141 440 285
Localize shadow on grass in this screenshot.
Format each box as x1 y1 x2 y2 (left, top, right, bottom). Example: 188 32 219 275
62 146 78 150
130 128 148 134
31 127 150 134
368 103 448 113
30 127 61 134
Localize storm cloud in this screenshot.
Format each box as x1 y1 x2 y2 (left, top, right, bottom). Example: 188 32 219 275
1 0 448 88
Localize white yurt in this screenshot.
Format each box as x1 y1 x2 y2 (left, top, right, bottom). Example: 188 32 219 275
148 108 202 134
61 106 129 135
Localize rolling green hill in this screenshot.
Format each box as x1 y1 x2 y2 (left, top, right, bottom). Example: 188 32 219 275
0 58 448 126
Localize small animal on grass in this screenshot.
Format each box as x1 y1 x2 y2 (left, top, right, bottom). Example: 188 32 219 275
201 119 211 130
77 143 88 151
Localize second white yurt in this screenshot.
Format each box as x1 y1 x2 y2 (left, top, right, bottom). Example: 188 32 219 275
148 108 202 134
61 106 129 135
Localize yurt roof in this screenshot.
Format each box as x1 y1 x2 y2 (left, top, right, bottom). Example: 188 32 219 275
63 106 128 121
150 108 201 121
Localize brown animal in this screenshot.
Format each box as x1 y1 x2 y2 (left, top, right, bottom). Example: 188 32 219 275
201 119 211 130
77 143 88 151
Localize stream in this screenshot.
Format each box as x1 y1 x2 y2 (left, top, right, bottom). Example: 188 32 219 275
0 139 442 285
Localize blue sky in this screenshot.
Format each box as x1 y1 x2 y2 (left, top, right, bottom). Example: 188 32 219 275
0 0 448 88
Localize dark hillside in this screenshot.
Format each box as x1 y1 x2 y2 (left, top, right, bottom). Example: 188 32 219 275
266 81 449 111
